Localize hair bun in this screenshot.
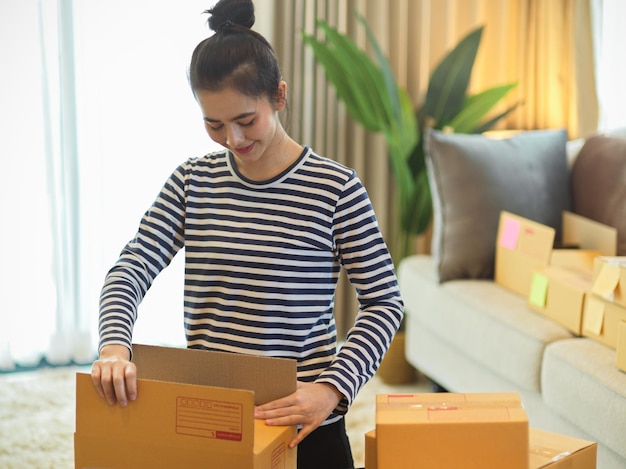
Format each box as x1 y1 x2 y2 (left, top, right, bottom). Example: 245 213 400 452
207 0 255 32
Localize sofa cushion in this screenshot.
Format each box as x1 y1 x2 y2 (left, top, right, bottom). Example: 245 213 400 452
542 338 626 460
571 135 626 255
399 256 573 392
425 129 571 282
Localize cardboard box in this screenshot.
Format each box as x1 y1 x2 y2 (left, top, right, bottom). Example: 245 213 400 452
74 344 298 469
617 320 626 373
364 429 377 469
582 295 626 349
365 427 597 469
527 213 616 334
550 211 616 273
529 428 597 468
550 249 601 273
561 211 617 257
528 266 592 334
496 211 555 297
375 392 528 469
591 256 626 307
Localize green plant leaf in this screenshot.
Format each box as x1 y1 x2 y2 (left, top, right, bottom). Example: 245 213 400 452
302 31 382 131
447 83 517 133
357 13 401 123
423 26 483 124
403 169 432 236
315 21 393 128
471 103 520 134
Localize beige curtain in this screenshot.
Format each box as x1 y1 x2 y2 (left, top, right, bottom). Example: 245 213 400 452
267 0 597 338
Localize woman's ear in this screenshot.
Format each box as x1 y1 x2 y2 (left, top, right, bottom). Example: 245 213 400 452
275 81 287 110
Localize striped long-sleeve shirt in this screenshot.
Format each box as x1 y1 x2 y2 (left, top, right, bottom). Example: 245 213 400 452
99 146 404 423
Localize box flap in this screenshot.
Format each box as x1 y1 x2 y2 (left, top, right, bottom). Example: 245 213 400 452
76 372 256 451
131 344 297 405
496 212 555 262
495 211 555 296
562 211 617 256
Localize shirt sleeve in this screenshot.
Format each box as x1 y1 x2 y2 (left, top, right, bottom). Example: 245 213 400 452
315 172 404 413
98 163 188 354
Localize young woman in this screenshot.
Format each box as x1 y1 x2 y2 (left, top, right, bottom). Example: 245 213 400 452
91 0 403 467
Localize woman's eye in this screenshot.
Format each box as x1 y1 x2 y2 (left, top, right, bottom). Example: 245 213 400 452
207 123 223 130
240 120 255 127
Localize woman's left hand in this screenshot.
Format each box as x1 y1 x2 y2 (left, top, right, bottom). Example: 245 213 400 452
254 381 343 448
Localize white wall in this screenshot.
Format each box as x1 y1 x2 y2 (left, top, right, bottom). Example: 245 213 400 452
73 0 276 348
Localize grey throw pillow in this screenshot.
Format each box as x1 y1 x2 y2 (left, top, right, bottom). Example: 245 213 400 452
425 129 571 282
571 135 626 255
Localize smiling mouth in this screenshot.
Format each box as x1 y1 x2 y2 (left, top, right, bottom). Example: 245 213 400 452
235 143 254 154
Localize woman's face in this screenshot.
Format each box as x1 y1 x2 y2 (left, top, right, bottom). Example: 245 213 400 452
195 84 287 168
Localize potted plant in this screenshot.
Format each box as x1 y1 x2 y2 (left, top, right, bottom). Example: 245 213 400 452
303 17 518 262
303 16 518 384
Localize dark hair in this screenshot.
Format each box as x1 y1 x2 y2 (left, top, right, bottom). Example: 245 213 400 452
189 0 282 107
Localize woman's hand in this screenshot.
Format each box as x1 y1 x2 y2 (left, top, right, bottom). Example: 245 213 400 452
91 344 137 407
254 381 343 448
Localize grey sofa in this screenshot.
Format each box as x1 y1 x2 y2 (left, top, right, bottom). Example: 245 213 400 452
399 130 626 468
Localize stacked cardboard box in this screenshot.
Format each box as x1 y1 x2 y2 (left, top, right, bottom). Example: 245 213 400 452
364 393 597 468
74 344 298 469
585 257 626 361
526 212 616 335
495 210 626 373
494 210 618 337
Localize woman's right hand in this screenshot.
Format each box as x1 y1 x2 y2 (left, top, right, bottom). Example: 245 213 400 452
91 344 137 407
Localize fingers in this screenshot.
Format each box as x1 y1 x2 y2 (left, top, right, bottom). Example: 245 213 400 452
91 357 137 407
255 382 343 448
289 423 314 448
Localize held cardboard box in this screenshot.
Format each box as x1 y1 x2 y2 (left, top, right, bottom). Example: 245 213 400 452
375 392 528 469
528 266 592 335
617 320 626 373
591 256 626 307
529 428 597 468
74 344 298 469
582 295 626 349
364 429 377 469
365 427 597 469
496 211 555 297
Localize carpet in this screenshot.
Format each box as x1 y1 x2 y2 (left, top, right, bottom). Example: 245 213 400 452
0 366 431 468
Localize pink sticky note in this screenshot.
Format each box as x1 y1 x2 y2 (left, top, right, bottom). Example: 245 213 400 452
499 216 521 250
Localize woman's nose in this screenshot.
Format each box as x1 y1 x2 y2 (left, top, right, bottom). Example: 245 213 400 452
226 125 244 147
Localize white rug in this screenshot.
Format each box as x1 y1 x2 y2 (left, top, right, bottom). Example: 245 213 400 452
0 366 431 468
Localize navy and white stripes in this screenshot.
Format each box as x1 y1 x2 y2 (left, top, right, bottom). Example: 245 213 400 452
99 147 403 423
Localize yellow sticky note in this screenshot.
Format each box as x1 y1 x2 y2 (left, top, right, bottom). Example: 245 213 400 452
592 263 620 298
529 272 549 308
583 297 605 336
